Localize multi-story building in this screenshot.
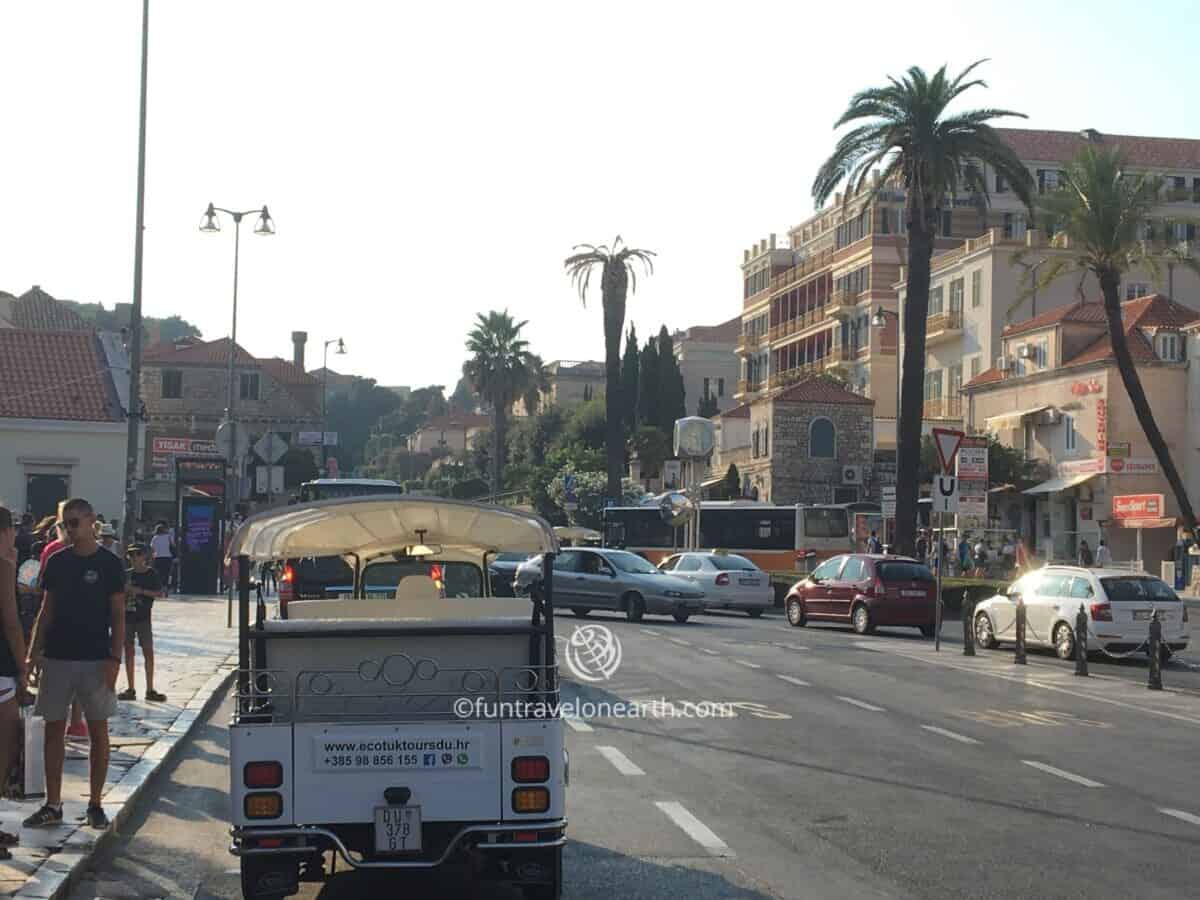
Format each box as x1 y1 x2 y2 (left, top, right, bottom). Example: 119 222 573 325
671 317 740 415
515 360 606 416
406 414 491 454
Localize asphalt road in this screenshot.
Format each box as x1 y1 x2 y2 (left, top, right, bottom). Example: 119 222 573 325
67 610 1200 899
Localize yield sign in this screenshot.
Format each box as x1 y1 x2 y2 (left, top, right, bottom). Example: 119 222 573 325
932 427 964 476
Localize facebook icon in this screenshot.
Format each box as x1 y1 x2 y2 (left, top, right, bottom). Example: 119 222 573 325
423 753 437 767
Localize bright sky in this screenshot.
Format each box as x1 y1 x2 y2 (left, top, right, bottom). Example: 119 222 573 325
2 0 1196 392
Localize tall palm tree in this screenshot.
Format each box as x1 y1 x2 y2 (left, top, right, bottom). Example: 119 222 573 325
463 310 537 497
813 60 1033 555
564 237 656 502
1034 146 1199 539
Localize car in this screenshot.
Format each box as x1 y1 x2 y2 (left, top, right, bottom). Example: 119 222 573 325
277 555 354 617
488 551 532 597
658 551 772 617
972 566 1191 661
784 554 937 636
514 547 707 623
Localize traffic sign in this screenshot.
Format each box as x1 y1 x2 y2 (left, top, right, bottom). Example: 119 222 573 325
253 431 287 465
932 427 964 475
215 420 250 462
881 485 897 517
933 474 959 513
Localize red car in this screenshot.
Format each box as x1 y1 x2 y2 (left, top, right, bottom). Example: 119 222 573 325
784 554 937 636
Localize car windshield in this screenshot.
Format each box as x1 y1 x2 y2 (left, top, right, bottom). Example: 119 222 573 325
363 560 484 598
708 554 758 571
877 562 935 582
493 552 531 563
605 551 660 574
295 556 353 584
1100 576 1180 603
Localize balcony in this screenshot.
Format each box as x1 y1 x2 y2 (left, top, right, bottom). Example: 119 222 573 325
824 346 854 371
925 309 963 347
922 397 963 420
826 289 858 319
736 332 767 355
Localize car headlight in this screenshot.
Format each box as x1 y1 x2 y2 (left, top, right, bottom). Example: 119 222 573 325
663 590 683 598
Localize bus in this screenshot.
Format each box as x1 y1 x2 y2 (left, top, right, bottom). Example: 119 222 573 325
601 501 883 573
297 478 404 503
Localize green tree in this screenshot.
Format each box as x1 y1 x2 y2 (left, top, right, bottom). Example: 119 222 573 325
463 310 538 496
620 324 640 435
697 393 720 418
520 354 550 418
564 237 656 503
325 377 404 472
1034 146 1200 538
723 463 741 499
630 425 669 479
563 397 607 449
655 325 686 432
987 435 1037 489
281 447 318 488
637 335 659 430
813 60 1033 555
448 376 476 414
546 468 647 530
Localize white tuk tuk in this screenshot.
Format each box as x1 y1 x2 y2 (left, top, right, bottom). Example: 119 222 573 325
227 497 566 899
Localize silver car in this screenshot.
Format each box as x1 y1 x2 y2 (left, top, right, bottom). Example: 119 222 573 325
514 548 707 623
659 552 773 617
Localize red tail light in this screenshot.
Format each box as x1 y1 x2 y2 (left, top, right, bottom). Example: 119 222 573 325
512 755 550 783
278 564 295 616
715 573 730 586
871 577 885 598
1089 602 1112 622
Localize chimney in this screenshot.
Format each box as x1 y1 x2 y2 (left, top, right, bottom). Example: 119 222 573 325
769 233 777 250
292 331 308 371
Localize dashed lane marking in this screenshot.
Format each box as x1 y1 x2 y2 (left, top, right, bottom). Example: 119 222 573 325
920 724 981 745
836 696 886 712
699 648 720 656
1160 808 1200 826
1022 760 1105 788
564 717 594 733
733 660 762 669
596 746 645 776
640 629 662 636
655 801 735 858
667 638 692 647
776 675 810 687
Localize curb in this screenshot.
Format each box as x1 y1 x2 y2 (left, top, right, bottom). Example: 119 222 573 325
13 652 239 900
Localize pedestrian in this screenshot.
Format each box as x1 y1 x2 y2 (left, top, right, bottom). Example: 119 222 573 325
97 523 119 557
23 497 125 830
973 536 988 576
1078 539 1094 567
1015 534 1032 572
15 514 34 566
259 560 277 596
1095 538 1112 567
0 507 29 857
150 523 174 596
119 545 166 702
866 530 882 554
915 529 929 564
37 509 87 739
957 535 971 574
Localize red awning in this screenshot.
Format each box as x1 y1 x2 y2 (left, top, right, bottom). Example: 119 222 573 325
1111 517 1177 529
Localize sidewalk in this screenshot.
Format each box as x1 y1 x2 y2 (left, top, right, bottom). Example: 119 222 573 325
0 596 236 899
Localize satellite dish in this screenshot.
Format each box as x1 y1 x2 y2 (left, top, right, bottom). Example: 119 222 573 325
659 491 696 526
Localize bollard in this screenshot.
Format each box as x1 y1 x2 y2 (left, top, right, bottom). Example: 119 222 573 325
1074 604 1089 677
1148 610 1163 691
962 590 976 656
1014 595 1027 665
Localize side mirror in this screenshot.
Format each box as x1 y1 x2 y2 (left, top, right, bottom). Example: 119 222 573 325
809 574 822 585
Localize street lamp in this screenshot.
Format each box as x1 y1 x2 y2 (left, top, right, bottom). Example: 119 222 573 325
321 337 347 474
200 203 274 514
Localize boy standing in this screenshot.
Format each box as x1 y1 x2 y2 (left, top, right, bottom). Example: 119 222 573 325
120 545 166 702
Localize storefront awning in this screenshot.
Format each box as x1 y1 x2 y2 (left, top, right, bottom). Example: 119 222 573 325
1023 472 1098 495
985 405 1050 431
1111 517 1178 529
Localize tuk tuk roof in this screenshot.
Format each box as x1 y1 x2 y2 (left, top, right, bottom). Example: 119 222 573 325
227 496 559 562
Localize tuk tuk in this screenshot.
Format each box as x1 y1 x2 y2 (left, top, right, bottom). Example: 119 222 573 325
227 497 566 899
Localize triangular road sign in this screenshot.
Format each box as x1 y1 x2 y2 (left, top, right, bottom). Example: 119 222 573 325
932 427 964 475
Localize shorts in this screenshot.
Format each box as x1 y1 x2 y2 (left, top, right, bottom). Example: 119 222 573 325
154 557 173 584
0 677 15 704
34 658 116 723
125 617 153 648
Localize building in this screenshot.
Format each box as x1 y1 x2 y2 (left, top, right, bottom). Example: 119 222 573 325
709 403 751 490
308 366 357 402
407 414 491 454
672 317 740 414
963 294 1198 567
515 360 606 416
0 285 92 331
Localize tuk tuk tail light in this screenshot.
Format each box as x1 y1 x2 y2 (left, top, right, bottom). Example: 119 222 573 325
244 761 284 789
512 787 550 814
512 756 550 783
279 564 295 616
244 792 283 819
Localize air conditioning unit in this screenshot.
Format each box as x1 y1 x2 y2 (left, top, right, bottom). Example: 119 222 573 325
842 465 864 486
1017 344 1034 359
996 355 1011 371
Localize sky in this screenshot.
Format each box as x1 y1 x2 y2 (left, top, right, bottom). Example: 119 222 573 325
2 0 1197 395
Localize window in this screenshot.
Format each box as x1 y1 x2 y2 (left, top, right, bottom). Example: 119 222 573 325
763 424 769 456
675 556 702 573
658 555 679 571
969 356 982 380
804 509 850 539
949 364 962 398
1037 338 1049 368
840 558 865 582
833 486 859 504
239 372 260 400
924 369 944 402
929 285 945 315
1064 414 1076 452
1156 332 1183 361
949 278 964 312
1002 212 1027 240
1024 422 1035 458
717 377 725 397
809 418 836 458
940 210 953 236
995 173 1008 193
161 369 182 399
1125 281 1151 300
971 270 982 308
708 554 758 571
811 556 845 581
1038 169 1060 193
1069 577 1095 599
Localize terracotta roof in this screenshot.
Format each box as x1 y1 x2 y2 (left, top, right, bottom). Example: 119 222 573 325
681 316 741 344
1002 301 1108 338
963 367 1005 389
143 337 257 366
0 330 123 422
716 402 751 420
8 287 91 331
997 128 1200 169
770 376 874 406
260 357 318 386
422 414 491 430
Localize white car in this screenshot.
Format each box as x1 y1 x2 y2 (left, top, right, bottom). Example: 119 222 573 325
972 566 1190 662
658 552 773 617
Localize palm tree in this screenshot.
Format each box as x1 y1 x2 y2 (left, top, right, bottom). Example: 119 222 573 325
813 60 1033 555
521 353 550 419
463 310 537 497
1034 146 1199 539
564 237 656 502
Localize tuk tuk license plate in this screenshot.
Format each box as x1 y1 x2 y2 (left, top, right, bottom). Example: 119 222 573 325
375 805 422 854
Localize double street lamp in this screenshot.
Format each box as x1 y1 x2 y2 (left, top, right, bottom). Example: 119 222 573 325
321 337 347 473
199 203 274 513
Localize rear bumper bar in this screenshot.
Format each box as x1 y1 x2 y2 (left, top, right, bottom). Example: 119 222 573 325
231 818 567 870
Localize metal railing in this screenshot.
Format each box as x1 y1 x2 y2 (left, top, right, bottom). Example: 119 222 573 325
922 397 963 419
926 309 963 333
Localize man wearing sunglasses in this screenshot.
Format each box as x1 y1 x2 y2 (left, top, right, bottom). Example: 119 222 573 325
23 498 125 830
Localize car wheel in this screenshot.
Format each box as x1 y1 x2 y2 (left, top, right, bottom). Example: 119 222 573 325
919 624 935 638
852 603 874 635
747 608 764 619
624 593 645 623
673 611 691 624
786 597 806 627
974 611 999 649
1053 622 1076 660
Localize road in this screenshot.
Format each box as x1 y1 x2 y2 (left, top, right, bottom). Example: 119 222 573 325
69 611 1200 899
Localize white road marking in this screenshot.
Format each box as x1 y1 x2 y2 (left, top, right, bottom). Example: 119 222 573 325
655 801 735 858
667 638 692 647
564 717 593 733
836 696 886 712
640 629 662 636
699 647 720 656
596 746 645 776
920 725 980 745
776 675 810 687
1160 808 1200 826
1022 760 1105 788
733 660 762 669
774 643 810 651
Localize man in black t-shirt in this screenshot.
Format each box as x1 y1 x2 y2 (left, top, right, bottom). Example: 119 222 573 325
119 545 165 703
24 498 125 831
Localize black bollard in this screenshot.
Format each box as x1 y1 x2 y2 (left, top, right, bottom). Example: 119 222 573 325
962 590 976 657
1014 595 1027 665
1148 610 1163 691
1074 604 1089 677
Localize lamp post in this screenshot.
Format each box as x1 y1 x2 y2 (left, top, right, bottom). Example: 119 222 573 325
199 203 274 514
321 337 346 474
